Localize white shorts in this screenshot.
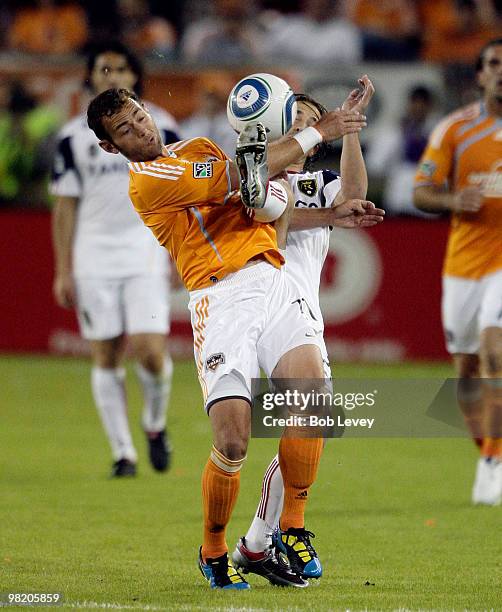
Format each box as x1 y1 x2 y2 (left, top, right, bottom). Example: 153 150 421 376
188 261 324 411
287 293 332 379
442 269 502 354
75 275 170 341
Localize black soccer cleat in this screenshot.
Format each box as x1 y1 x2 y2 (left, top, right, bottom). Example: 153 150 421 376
147 429 171 472
198 547 250 590
232 537 308 587
110 458 137 478
235 122 268 209
273 527 322 579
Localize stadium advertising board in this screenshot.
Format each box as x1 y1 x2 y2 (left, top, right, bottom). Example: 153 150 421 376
0 212 448 361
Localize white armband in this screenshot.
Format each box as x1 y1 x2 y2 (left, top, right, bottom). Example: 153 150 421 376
293 127 323 154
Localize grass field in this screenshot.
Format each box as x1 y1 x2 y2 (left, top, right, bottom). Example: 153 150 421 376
1 356 501 611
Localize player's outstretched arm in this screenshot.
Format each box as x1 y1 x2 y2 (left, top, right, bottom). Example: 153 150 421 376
267 109 367 178
332 75 374 206
413 184 484 213
289 199 384 231
52 196 78 309
331 199 385 228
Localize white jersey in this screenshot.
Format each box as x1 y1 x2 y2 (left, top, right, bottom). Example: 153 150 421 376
50 102 179 279
285 169 341 329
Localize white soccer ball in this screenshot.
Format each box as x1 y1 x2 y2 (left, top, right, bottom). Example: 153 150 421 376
227 73 297 141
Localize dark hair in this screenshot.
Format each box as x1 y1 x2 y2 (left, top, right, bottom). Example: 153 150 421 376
409 85 433 103
9 82 36 114
295 93 329 171
295 93 328 118
475 38 502 72
85 41 144 96
87 88 139 141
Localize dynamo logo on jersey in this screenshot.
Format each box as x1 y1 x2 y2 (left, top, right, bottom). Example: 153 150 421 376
231 78 270 120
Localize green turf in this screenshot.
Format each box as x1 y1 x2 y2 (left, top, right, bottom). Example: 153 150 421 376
1 356 501 611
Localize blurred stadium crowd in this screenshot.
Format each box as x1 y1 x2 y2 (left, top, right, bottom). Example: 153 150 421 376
0 0 500 210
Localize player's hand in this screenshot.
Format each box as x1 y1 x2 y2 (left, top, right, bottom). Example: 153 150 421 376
315 108 367 142
342 75 375 114
331 199 385 228
452 186 483 213
53 272 76 309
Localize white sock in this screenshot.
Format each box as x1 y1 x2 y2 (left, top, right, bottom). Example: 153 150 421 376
245 454 284 552
253 181 288 222
136 354 173 432
91 367 137 462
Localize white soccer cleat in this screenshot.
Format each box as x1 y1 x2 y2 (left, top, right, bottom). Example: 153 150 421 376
471 457 502 506
235 123 268 209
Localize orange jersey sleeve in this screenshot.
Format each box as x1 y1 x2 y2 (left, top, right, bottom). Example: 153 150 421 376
415 103 502 280
129 137 283 290
414 113 458 189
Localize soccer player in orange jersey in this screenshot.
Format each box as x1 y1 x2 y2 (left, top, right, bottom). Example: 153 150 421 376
414 38 502 505
86 88 368 588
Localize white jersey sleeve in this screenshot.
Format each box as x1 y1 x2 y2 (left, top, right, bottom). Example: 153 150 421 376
51 116 83 198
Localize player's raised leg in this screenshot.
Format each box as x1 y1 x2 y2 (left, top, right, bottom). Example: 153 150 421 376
236 123 291 227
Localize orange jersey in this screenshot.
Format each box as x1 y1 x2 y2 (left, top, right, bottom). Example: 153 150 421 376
129 137 283 290
415 102 502 279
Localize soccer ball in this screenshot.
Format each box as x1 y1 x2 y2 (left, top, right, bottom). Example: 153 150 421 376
227 73 297 141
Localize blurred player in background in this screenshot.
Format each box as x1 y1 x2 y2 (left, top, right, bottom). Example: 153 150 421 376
233 79 383 583
86 86 368 589
414 38 502 505
51 42 179 477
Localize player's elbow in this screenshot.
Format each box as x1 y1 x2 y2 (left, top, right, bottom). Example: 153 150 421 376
413 186 429 212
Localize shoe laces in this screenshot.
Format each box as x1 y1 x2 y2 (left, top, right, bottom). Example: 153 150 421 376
209 554 242 584
286 528 317 558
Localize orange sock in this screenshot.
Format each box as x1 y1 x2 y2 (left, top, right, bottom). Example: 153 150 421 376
201 446 244 561
279 437 323 530
482 438 502 459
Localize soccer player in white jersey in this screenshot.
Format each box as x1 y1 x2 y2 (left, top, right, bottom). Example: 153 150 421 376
51 42 179 477
233 79 382 582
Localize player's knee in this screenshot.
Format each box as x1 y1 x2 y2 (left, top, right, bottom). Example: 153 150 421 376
217 439 248 462
211 442 248 468
480 352 502 377
90 339 123 369
137 349 164 375
454 354 479 378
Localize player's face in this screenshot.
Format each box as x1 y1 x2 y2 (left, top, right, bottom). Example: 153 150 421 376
91 52 138 95
289 101 322 133
287 100 323 157
478 44 502 101
100 98 164 162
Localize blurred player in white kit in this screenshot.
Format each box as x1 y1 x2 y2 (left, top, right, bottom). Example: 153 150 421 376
51 42 180 477
233 79 382 581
